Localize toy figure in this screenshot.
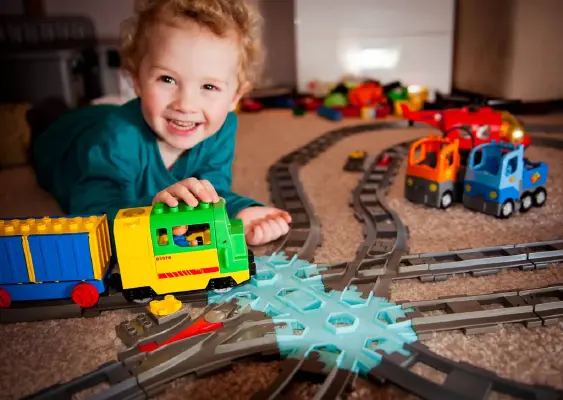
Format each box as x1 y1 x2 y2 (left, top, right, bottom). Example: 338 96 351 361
172 225 198 247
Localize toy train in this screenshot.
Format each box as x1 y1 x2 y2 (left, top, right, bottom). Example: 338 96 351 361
405 137 548 218
0 199 256 309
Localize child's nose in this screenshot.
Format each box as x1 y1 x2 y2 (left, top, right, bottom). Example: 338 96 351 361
172 88 198 113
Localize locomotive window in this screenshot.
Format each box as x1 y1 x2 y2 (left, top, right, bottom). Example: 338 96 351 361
171 223 211 248
156 228 169 246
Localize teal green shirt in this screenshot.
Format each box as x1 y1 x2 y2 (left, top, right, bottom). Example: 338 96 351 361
32 98 262 224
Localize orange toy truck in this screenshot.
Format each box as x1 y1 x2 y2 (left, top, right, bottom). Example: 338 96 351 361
405 136 466 209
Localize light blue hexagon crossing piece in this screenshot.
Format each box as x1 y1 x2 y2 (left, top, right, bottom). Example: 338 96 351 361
208 252 418 374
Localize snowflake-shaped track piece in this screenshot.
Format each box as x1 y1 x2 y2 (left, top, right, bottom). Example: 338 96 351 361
208 252 418 375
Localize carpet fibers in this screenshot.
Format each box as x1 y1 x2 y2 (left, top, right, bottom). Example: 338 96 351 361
0 111 562 399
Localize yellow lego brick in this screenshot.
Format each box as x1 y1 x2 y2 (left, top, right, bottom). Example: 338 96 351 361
150 249 250 295
360 106 376 120
394 100 410 117
407 85 428 111
21 236 36 282
0 215 107 236
89 216 112 280
151 248 220 293
149 295 182 316
114 206 156 290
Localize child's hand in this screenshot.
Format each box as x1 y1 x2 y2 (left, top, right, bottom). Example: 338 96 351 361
236 206 292 246
153 178 220 207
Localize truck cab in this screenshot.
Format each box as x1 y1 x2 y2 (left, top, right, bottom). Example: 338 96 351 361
405 136 464 209
463 141 548 218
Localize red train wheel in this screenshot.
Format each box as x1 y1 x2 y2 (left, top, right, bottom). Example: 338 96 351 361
0 288 11 308
71 283 99 308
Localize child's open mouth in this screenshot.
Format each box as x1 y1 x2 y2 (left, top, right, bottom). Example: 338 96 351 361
166 119 201 135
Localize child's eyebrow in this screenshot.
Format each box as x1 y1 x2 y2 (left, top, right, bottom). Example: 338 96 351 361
203 77 228 86
150 64 174 74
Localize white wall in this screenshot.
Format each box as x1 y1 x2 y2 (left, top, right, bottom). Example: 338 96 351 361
294 0 455 96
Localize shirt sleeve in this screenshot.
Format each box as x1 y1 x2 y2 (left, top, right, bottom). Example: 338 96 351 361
195 112 263 218
68 122 153 222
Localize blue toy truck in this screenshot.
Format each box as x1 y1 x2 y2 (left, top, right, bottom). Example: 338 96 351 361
462 141 548 218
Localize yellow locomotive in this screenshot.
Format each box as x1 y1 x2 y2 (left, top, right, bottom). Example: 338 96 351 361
114 199 256 302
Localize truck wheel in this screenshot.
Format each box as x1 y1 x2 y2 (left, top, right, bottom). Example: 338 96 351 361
499 200 514 219
440 191 453 209
533 188 547 207
520 192 533 212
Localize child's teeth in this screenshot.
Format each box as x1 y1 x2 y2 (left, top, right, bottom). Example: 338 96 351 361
169 120 196 130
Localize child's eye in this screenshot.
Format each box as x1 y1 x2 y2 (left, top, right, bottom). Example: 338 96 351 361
159 76 176 85
203 84 219 91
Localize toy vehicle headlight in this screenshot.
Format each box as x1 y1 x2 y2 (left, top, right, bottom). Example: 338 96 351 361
511 129 524 140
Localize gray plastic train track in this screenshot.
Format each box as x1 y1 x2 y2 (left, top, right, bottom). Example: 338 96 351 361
3 121 561 324
26 297 563 400
15 120 563 400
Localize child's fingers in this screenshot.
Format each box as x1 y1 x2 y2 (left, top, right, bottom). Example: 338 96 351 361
247 224 263 246
183 178 212 203
200 179 220 202
171 185 198 207
265 217 283 238
156 191 179 207
274 216 290 235
260 220 276 243
280 211 292 224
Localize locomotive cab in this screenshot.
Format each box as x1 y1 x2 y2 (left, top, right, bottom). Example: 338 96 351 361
114 199 255 302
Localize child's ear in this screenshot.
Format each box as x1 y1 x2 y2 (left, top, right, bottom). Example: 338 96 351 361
229 83 250 111
229 91 243 111
132 74 142 97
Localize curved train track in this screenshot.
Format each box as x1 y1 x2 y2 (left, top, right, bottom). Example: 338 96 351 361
19 121 563 400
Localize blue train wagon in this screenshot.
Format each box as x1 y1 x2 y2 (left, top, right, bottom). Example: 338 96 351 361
462 141 548 218
0 215 112 308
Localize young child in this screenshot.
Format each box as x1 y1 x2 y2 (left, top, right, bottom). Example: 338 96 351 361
31 0 290 246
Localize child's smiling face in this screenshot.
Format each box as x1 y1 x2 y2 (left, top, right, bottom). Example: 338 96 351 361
133 19 243 151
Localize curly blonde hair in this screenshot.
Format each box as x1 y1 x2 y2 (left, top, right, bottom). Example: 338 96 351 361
120 0 264 93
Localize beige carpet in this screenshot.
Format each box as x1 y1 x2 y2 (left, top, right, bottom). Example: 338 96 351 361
0 110 562 399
